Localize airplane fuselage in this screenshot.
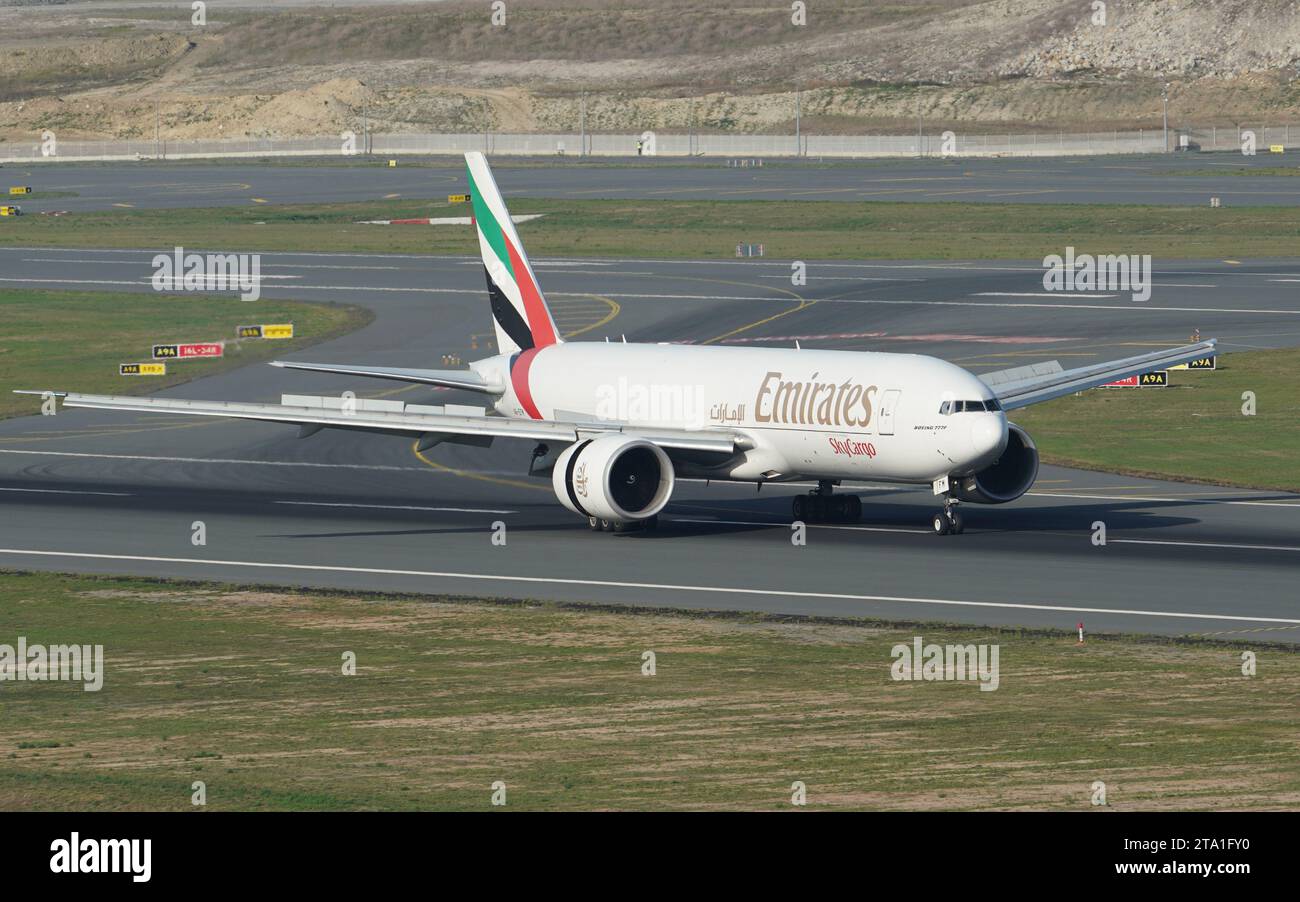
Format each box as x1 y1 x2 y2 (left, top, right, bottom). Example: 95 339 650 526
472 342 1009 485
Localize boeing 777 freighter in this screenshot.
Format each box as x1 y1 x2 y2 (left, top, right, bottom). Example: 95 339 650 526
21 153 1215 536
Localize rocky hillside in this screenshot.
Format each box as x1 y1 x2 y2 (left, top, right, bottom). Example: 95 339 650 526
1 0 1297 141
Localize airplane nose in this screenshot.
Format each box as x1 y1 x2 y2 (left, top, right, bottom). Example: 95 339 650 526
970 416 1008 462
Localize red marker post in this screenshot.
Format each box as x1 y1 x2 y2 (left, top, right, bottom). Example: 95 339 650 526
1077 621 1085 645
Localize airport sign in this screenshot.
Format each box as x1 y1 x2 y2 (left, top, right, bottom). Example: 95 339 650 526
237 323 294 339
119 362 167 376
1169 356 1216 371
1102 370 1168 388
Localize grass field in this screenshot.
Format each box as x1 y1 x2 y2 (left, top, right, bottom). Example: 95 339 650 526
1013 348 1300 492
2 571 1297 811
1174 167 1300 177
0 289 371 419
5 197 1300 259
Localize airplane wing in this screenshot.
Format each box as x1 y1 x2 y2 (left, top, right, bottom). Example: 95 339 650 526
987 340 1217 410
16 391 741 455
268 360 503 394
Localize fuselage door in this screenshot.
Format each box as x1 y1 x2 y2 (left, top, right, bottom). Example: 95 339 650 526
877 389 901 435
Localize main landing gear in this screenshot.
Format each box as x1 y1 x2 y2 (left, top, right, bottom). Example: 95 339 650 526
588 515 658 534
931 497 964 536
791 481 861 524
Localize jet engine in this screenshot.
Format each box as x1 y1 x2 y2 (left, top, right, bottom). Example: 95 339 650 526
952 422 1038 504
553 434 675 522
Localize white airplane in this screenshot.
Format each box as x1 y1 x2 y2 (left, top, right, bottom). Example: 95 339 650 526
22 152 1215 536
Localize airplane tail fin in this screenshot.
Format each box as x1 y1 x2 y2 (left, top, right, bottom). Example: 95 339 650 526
465 152 561 356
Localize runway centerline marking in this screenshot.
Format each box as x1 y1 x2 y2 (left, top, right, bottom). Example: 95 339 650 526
274 501 517 515
976 292 1116 299
0 548 1295 626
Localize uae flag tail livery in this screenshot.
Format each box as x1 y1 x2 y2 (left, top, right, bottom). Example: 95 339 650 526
466 151 562 355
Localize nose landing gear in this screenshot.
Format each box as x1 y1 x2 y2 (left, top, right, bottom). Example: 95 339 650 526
791 481 862 524
931 498 964 536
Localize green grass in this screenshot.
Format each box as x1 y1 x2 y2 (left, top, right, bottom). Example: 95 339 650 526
5 197 1300 259
1 571 1296 811
1013 348 1300 492
0 289 371 419
1171 167 1300 177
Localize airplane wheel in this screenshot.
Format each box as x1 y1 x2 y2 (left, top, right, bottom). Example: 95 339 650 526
792 496 808 520
931 512 951 536
600 518 614 531
612 520 633 534
588 516 601 531
947 509 964 535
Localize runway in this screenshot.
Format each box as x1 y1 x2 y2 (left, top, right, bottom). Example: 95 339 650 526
2 246 1299 639
8 151 1300 212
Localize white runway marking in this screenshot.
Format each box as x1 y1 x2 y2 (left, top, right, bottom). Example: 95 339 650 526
8 249 1300 280
757 275 927 282
671 516 925 535
672 516 1300 552
1111 537 1300 553
849 297 1300 315
0 448 441 473
275 501 516 514
974 292 1117 299
0 448 533 480
0 486 131 497
0 547 1295 625
0 277 421 292
19 257 404 271
1024 490 1300 509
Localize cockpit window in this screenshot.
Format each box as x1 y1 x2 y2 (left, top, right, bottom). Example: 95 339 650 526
940 399 1002 415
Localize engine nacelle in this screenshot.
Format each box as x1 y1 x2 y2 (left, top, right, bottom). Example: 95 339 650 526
952 422 1038 504
553 434 675 522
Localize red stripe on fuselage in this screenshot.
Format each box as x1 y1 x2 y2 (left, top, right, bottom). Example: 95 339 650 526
510 347 544 420
504 237 558 348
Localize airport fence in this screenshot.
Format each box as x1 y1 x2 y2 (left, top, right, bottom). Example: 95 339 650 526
1 126 1293 163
